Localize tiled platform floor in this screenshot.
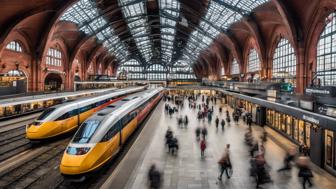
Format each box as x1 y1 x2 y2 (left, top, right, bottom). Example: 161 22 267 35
102 98 336 189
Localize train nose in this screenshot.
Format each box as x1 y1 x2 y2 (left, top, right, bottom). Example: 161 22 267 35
60 154 88 175
26 124 42 139
26 122 60 140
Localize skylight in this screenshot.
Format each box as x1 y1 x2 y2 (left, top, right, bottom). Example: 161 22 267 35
119 0 153 63
60 0 128 62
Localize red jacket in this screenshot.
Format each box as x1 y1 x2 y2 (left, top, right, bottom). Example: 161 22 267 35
200 140 206 150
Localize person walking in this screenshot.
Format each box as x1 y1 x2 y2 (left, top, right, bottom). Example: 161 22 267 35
148 164 162 189
215 117 219 129
226 115 231 124
221 119 225 131
195 127 201 141
200 139 207 158
278 148 296 172
201 126 208 139
218 144 232 180
297 156 313 189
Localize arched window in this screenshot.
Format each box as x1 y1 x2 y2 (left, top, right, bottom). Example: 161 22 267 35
117 59 144 80
46 48 62 67
88 63 93 74
6 41 23 52
170 60 196 80
98 64 102 75
247 49 260 72
272 38 296 85
231 58 240 75
147 64 167 80
221 67 225 76
317 12 336 86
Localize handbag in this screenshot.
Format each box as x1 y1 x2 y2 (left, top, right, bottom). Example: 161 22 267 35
299 169 313 177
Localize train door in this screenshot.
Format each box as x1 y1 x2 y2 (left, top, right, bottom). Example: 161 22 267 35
299 120 305 144
293 118 299 141
324 130 335 173
305 123 311 148
286 115 292 136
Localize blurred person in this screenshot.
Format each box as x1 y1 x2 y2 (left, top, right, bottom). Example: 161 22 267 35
218 144 232 180
215 116 219 129
278 148 296 172
200 138 207 158
297 156 313 189
148 164 162 189
221 119 226 131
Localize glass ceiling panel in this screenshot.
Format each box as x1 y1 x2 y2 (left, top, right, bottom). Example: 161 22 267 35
60 0 128 62
182 0 268 65
60 0 268 78
119 0 153 63
159 0 180 64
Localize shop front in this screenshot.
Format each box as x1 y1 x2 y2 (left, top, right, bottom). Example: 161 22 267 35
216 88 336 175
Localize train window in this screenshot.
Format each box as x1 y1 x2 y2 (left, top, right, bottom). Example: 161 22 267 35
130 111 137 119
73 120 101 144
96 101 105 107
56 112 70 121
101 124 119 142
56 109 78 121
79 105 91 113
69 109 79 117
37 108 56 120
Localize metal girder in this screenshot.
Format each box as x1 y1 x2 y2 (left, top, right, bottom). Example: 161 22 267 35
61 0 265 76
211 0 249 16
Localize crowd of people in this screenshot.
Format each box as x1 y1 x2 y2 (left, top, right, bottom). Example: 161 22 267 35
147 93 314 189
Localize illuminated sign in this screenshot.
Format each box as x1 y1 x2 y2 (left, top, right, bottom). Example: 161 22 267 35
267 90 277 98
305 88 330 95
300 100 313 111
302 115 320 125
281 83 293 92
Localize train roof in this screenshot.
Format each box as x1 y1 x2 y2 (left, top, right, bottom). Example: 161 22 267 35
0 88 117 107
35 86 146 122
89 89 158 120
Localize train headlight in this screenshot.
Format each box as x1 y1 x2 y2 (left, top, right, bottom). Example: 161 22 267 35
66 146 91 155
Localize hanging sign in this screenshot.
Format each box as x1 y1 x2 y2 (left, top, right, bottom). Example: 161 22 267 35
299 100 313 111
302 115 320 125
305 87 336 97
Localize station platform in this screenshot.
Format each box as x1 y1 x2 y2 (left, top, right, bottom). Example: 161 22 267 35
101 97 336 189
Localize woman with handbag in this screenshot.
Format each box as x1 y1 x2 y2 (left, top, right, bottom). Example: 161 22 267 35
297 156 313 189
218 144 232 180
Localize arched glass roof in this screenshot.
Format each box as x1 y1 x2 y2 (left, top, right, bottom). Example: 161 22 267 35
60 0 268 78
60 0 128 62
183 0 267 64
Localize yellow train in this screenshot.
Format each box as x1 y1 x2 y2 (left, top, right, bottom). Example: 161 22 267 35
26 87 146 140
60 88 163 178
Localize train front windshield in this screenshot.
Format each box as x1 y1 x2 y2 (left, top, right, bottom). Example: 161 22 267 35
37 108 56 120
72 120 101 144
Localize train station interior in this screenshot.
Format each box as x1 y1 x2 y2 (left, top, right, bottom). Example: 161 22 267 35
1 0 336 188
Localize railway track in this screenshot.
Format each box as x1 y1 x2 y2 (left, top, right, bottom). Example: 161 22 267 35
0 140 69 189
0 115 39 162
0 126 32 162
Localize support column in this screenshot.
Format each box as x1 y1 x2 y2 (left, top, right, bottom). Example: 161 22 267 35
296 44 305 94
